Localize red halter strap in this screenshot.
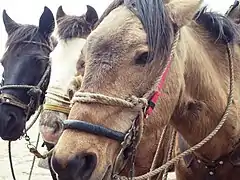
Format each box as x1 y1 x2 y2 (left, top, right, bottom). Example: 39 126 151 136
145 57 172 118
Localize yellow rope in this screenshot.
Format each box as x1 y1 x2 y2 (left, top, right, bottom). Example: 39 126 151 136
43 104 70 114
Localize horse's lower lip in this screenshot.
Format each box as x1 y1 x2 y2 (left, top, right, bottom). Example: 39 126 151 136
1 134 20 141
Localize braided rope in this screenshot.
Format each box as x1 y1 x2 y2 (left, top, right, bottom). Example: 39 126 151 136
161 130 176 180
26 105 43 132
147 126 168 180
72 92 148 109
117 43 234 180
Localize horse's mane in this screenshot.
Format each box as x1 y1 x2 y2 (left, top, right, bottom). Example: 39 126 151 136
94 0 124 28
95 0 240 63
57 15 92 40
95 0 173 64
6 25 39 46
195 6 240 43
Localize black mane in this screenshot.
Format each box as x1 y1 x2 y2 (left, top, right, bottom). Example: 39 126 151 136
95 0 240 64
57 15 92 40
195 6 240 43
94 0 124 28
131 0 173 62
95 0 173 64
6 25 53 48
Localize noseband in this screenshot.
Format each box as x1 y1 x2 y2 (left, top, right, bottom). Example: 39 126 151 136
43 76 83 115
0 41 52 120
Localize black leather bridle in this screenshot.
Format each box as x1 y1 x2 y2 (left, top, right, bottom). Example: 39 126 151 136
0 41 52 121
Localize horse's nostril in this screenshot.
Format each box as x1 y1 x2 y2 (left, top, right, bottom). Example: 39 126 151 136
53 120 63 133
69 153 97 179
6 112 18 128
78 153 97 178
52 152 97 180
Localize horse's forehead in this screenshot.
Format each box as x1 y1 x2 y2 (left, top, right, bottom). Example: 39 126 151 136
89 6 143 42
86 6 145 59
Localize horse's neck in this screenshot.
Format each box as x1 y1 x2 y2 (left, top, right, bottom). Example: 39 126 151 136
48 38 86 94
173 24 240 159
132 34 188 174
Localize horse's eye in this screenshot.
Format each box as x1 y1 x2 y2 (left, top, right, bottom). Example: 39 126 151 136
135 52 149 65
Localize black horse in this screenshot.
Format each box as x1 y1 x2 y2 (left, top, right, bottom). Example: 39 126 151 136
0 6 55 141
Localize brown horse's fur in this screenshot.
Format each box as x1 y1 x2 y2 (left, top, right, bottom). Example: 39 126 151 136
53 0 240 180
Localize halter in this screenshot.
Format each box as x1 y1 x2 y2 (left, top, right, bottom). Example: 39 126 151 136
43 75 83 115
0 41 52 120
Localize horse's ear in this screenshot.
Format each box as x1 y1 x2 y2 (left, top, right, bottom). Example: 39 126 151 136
38 6 55 38
56 6 66 22
165 0 203 27
85 5 98 27
226 1 240 24
2 10 20 35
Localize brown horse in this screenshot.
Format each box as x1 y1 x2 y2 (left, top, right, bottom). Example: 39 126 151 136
50 0 240 180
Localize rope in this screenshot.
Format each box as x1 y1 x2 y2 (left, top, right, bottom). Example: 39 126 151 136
45 90 70 104
43 104 70 114
26 105 43 132
28 132 41 180
117 43 234 180
44 90 71 114
147 126 168 180
8 141 16 180
72 92 148 109
42 75 83 114
161 130 176 180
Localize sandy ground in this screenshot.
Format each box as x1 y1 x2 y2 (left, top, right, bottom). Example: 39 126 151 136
0 117 176 180
0 120 52 180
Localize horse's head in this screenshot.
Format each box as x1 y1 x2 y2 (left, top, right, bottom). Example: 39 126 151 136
39 5 98 145
0 7 55 140
51 0 203 179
